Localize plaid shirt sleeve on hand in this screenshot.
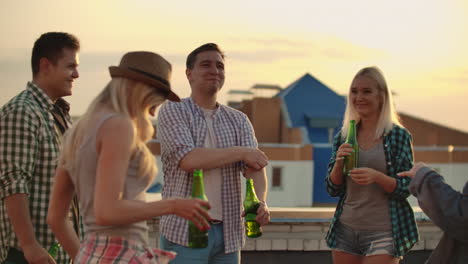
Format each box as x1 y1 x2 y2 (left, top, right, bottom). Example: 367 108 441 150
387 130 414 200
157 101 197 249
238 115 258 170
240 115 258 148
0 107 39 198
325 131 346 197
157 102 196 166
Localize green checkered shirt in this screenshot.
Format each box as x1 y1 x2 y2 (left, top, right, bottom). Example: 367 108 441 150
0 82 70 263
325 125 419 257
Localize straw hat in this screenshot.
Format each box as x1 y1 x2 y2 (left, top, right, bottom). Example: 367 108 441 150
109 51 180 102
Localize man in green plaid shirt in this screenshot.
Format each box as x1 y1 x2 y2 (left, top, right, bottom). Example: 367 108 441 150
0 32 80 264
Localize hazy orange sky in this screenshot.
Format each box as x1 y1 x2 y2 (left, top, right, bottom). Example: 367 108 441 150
1 0 468 133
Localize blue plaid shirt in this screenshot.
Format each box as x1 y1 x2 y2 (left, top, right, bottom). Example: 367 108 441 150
325 125 419 257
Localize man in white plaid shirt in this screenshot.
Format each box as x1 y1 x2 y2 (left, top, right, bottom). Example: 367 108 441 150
0 32 80 264
158 43 270 264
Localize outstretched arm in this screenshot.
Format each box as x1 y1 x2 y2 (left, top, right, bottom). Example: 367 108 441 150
399 163 468 242
93 116 211 230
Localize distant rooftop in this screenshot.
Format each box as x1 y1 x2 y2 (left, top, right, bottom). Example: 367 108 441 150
251 84 282 90
228 90 253 95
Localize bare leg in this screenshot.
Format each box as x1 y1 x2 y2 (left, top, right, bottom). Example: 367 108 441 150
363 254 399 264
332 250 363 264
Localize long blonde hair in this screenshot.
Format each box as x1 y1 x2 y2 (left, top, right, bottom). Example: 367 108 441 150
341 66 402 140
60 77 166 180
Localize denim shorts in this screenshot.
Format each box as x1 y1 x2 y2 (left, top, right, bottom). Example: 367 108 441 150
333 222 395 256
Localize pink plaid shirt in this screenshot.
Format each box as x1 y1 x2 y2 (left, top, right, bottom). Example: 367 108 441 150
157 97 258 253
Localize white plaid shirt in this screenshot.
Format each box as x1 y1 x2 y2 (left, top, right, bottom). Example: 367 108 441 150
157 97 257 253
0 82 70 263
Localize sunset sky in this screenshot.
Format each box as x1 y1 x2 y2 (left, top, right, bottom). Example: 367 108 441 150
1 0 468 133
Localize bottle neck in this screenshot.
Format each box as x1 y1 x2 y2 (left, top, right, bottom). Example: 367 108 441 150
245 179 259 201
192 170 205 197
346 120 357 143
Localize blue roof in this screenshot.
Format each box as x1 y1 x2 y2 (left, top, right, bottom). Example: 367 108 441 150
276 73 346 129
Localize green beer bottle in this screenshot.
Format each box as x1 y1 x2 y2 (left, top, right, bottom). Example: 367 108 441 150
48 242 60 259
244 178 262 238
343 120 359 176
188 169 209 248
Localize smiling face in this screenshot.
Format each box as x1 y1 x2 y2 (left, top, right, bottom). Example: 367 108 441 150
43 48 79 100
350 75 383 119
186 50 225 96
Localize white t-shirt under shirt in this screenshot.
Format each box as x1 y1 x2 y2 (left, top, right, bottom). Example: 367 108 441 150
202 108 223 221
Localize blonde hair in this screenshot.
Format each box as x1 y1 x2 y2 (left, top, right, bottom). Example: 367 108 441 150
341 66 402 140
60 77 166 180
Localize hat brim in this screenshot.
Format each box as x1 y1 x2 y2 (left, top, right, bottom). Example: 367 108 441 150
109 66 180 102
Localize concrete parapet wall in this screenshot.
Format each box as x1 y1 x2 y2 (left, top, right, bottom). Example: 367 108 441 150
147 208 442 252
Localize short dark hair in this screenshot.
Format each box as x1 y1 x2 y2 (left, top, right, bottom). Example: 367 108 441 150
186 43 225 69
31 32 80 77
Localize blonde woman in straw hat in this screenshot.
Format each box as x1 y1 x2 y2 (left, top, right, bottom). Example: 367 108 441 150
47 51 212 263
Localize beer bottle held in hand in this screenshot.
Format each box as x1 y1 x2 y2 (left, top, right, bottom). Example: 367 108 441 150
244 178 262 238
343 120 359 176
188 169 209 248
48 242 60 259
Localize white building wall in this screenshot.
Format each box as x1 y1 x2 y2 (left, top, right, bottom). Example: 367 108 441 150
154 156 164 185
248 161 314 207
407 163 468 206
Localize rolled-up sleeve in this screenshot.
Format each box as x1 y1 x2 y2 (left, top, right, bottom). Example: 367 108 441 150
0 107 39 199
238 115 259 172
325 132 346 197
389 131 414 200
157 102 195 167
240 115 258 148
